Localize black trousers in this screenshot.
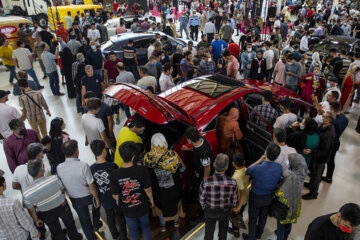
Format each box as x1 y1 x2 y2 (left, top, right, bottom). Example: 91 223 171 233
204 208 231 240
236 24 241 35
104 206 120 239
207 33 214 43
325 141 340 180
309 162 325 196
37 201 82 240
190 26 199 41
116 206 128 240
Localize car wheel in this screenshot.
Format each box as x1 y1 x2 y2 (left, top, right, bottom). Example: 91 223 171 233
36 13 48 29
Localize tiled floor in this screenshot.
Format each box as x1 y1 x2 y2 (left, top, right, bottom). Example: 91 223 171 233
1 59 360 240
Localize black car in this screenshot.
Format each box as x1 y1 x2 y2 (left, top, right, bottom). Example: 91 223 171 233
101 31 194 65
312 36 360 59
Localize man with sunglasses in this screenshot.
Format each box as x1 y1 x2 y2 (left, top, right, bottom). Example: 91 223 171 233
305 203 360 240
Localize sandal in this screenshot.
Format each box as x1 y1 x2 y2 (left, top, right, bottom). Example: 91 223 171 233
174 220 180 228
160 225 166 232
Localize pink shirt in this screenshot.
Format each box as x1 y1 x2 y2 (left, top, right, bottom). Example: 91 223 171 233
274 61 286 85
227 56 239 79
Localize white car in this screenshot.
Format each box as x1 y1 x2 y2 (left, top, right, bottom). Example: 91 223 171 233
104 15 162 37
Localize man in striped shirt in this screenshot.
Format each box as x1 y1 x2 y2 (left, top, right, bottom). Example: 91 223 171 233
23 159 82 240
18 78 51 140
123 39 140 80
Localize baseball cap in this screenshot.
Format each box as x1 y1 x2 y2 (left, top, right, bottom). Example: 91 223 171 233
0 90 10 99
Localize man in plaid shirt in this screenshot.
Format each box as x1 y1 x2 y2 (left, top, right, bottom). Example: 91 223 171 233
199 153 239 240
251 90 278 130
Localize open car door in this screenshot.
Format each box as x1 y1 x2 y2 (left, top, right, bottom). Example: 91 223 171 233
104 83 195 125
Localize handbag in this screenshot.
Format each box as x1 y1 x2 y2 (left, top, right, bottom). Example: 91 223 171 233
230 213 247 229
268 197 289 221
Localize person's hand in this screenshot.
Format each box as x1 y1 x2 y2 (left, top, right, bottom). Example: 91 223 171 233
312 84 318 89
35 219 43 227
110 147 115 153
82 100 85 108
21 108 27 115
32 232 41 239
149 199 154 208
303 149 311 155
85 139 89 146
95 197 100 208
46 110 51 117
181 145 191 151
291 121 300 128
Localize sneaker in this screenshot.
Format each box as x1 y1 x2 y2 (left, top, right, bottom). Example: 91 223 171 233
302 193 317 200
57 92 65 96
242 233 248 240
38 86 44 90
62 82 66 85
321 177 332 184
228 228 240 238
174 220 180 228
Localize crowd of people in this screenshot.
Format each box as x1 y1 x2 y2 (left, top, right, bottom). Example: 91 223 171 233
1 0 360 239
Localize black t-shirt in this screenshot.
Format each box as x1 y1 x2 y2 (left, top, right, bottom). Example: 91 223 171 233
215 15 222 27
90 162 118 209
110 165 151 218
84 102 113 137
304 213 350 240
81 74 104 99
193 137 212 179
39 30 54 48
123 46 136 66
86 49 103 70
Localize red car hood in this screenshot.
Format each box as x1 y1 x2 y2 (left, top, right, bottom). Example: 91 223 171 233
242 79 299 98
104 83 195 125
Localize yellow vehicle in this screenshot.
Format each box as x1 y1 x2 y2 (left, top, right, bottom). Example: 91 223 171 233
0 16 34 49
48 4 103 30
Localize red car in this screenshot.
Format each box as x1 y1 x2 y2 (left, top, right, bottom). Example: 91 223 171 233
104 75 307 186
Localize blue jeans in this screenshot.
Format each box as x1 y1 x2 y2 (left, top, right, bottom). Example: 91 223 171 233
276 221 292 240
47 70 60 95
243 68 250 79
180 24 189 38
5 65 17 83
24 68 41 88
124 213 151 240
248 191 274 240
159 214 179 226
76 93 82 113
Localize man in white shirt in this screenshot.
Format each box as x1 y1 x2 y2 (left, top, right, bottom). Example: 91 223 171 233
65 11 73 30
137 66 157 91
0 90 26 139
81 98 115 153
87 23 101 45
314 90 339 124
273 97 297 130
147 38 156 60
159 63 181 92
273 128 297 177
183 41 197 61
204 18 216 43
300 31 310 52
263 41 274 82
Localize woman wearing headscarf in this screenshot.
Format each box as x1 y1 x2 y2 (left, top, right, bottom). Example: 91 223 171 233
308 52 322 73
275 153 307 240
48 117 70 174
60 47 77 98
143 133 186 232
286 117 319 167
340 65 360 112
300 64 326 117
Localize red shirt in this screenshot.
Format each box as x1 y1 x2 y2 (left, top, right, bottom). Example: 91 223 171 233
56 28 68 42
306 9 314 19
113 2 119 12
104 58 122 81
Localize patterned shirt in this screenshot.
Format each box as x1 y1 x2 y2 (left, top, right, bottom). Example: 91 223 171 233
199 60 216 75
23 175 65 212
199 174 238 210
0 195 38 240
19 90 49 123
251 103 279 130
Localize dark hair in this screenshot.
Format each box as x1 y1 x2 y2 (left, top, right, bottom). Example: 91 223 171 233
8 119 24 130
162 36 168 41
27 143 44 160
289 40 295 47
163 62 172 72
139 66 147 74
329 101 341 113
222 49 231 57
62 140 78 157
146 86 154 93
304 117 318 134
17 78 29 88
309 45 314 51
150 38 156 44
83 91 96 99
185 127 200 142
109 51 116 56
68 11 71 15
339 203 360 227
341 49 347 55
266 142 281 161
0 176 4 187
19 23 24 28
119 141 138 163
70 34 76 40
90 140 106 157
27 159 43 178
131 116 146 129
272 39 279 45
117 62 125 71
86 98 102 111
286 54 294 60
279 96 290 109
329 48 337 53
274 128 286 143
263 41 271 47
233 153 245 167
355 52 360 59
262 90 273 102
184 51 192 57
40 136 51 145
128 39 134 44
49 117 64 138
330 90 339 101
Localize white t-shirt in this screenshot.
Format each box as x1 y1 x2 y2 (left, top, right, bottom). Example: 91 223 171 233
315 101 330 124
183 47 197 60
0 103 21 138
263 49 274 70
273 112 297 130
159 73 175 92
137 76 157 90
81 113 105 144
13 160 50 190
147 45 155 60
87 29 101 45
12 47 32 70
